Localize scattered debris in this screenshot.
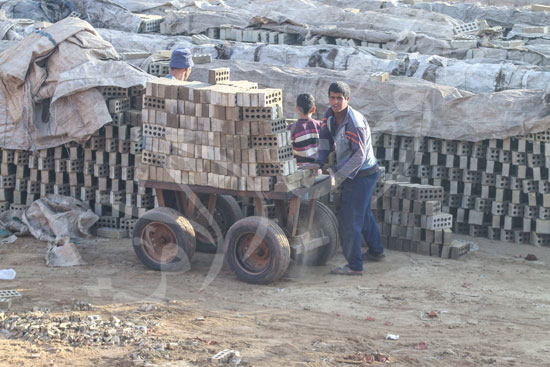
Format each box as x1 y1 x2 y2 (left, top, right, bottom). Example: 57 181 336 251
386 334 399 340
339 352 391 363
525 254 538 261
0 235 17 244
427 311 438 318
0 311 156 347
0 269 16 280
415 341 428 350
384 321 393 326
73 301 94 311
0 290 21 299
421 311 440 321
366 316 375 321
139 304 158 312
45 237 85 267
0 298 13 310
357 286 374 291
461 283 473 289
212 349 241 365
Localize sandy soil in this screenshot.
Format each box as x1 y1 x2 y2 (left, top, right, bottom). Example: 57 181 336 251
0 234 549 367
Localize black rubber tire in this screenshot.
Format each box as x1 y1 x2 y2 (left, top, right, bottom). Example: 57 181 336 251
296 200 340 266
225 216 290 284
195 195 243 253
132 207 196 271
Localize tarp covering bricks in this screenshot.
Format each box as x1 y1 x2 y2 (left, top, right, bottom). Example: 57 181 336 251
190 60 550 142
0 17 153 150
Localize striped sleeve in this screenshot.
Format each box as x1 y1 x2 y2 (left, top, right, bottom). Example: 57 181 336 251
315 113 333 165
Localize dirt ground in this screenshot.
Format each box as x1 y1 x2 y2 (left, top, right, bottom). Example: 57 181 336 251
0 233 549 367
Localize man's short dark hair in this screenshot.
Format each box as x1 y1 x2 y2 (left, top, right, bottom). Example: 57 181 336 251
328 81 351 99
296 93 315 115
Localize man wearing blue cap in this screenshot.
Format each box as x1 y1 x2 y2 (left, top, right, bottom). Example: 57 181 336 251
166 48 194 81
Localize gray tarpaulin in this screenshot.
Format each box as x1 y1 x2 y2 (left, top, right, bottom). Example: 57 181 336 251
22 194 98 242
414 2 550 28
0 0 143 32
191 60 550 142
161 1 459 40
0 0 48 21
72 0 143 32
97 28 550 94
0 17 153 150
108 0 186 13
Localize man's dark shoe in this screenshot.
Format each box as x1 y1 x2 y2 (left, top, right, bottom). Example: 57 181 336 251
362 251 386 262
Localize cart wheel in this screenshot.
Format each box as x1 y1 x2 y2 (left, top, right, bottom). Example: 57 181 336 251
132 207 196 271
195 195 243 253
296 200 340 266
225 216 290 284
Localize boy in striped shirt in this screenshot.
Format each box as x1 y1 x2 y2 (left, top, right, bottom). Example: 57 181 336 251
288 94 321 163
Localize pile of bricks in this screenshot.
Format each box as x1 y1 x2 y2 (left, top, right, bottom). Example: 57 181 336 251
206 27 299 45
372 180 467 258
204 26 388 48
137 14 163 33
0 85 151 238
135 68 315 192
147 55 213 77
373 132 550 246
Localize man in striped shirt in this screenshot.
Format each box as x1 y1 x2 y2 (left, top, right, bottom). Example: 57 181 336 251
288 94 321 163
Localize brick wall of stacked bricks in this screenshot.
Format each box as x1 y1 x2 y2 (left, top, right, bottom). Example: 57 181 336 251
0 85 151 237
373 132 550 247
368 175 467 259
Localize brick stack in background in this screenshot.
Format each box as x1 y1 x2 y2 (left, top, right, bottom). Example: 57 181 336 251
373 131 550 247
135 68 316 194
137 14 163 33
84 85 151 238
371 180 466 259
0 84 150 238
147 55 213 78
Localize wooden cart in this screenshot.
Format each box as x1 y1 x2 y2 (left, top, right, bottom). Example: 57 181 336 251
131 176 339 284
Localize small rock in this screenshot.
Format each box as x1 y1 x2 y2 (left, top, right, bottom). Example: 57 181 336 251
139 304 157 312
427 311 438 318
166 342 178 350
443 349 457 356
415 341 427 350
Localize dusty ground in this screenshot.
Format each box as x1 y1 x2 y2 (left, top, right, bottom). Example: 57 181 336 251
0 234 549 367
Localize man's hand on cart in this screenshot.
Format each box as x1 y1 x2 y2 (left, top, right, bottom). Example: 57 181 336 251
326 167 346 190
326 167 336 189
300 163 322 176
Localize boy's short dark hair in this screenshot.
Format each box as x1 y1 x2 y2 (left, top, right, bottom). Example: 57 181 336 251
296 93 315 115
328 81 351 99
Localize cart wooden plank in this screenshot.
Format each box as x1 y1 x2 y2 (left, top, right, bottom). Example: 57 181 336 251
141 175 330 200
